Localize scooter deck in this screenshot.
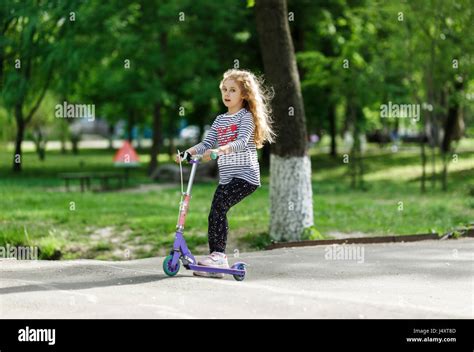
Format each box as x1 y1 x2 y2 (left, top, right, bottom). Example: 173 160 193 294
187 264 245 276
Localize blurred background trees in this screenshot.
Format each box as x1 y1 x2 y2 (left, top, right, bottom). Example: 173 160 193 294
1 0 473 244
2 0 472 175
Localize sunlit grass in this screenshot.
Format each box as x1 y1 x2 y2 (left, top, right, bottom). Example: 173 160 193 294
0 141 472 260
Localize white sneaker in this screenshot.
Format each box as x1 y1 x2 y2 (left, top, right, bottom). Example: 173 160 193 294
193 252 229 279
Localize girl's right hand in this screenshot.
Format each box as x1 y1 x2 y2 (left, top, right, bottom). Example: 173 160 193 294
176 149 195 163
175 150 188 164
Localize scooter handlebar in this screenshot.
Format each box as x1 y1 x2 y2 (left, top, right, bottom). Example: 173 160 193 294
178 149 219 163
210 150 219 160
179 151 208 163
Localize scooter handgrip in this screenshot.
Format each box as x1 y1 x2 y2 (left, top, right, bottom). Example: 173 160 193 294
210 151 219 160
180 151 192 162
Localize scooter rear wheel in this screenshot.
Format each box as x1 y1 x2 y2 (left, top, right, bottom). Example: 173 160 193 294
163 255 180 276
233 263 246 281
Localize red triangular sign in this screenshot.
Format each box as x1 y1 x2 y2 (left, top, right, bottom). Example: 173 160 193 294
114 141 140 165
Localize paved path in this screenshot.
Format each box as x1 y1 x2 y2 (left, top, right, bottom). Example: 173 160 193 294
1 238 472 318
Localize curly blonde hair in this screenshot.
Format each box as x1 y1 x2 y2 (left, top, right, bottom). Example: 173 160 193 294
219 69 276 149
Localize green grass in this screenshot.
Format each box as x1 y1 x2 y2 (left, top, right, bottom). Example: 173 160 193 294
0 141 472 260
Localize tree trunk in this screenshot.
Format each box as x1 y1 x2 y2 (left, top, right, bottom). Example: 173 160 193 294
71 134 79 155
149 103 162 176
430 145 436 189
347 96 361 189
127 109 135 143
108 123 115 150
148 30 167 176
60 136 67 154
420 134 427 193
441 153 449 192
255 0 313 242
328 102 337 157
426 38 438 190
440 80 464 191
33 128 46 161
59 95 68 154
136 126 142 150
356 106 365 190
13 108 25 172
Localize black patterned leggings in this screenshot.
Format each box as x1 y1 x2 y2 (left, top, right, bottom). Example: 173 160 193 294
208 178 258 254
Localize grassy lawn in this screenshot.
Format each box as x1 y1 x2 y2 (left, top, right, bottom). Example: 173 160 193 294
0 140 472 260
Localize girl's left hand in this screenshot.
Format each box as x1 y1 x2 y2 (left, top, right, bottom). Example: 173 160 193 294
205 148 222 160
202 149 213 162
216 145 231 155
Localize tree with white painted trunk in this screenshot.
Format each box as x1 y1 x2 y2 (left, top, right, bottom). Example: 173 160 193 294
255 0 313 241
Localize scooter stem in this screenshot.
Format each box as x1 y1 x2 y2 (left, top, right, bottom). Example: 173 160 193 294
176 158 199 231
186 159 199 195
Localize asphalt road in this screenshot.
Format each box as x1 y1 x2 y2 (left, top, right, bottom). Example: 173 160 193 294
1 238 472 318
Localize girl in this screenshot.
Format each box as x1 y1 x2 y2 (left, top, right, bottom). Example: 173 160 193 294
177 69 275 278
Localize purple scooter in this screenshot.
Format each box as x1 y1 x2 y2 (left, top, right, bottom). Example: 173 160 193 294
162 150 248 281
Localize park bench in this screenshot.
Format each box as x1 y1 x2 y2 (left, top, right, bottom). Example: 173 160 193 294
59 172 128 192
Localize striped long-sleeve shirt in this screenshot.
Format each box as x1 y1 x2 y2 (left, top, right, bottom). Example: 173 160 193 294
192 108 260 187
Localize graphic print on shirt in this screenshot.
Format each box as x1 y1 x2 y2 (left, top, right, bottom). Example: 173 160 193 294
217 124 238 145
191 108 261 186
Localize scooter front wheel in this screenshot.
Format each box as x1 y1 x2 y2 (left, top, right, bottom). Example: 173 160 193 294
163 255 180 276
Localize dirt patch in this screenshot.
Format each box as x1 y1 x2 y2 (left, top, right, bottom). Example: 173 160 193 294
64 226 155 260
62 225 260 261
